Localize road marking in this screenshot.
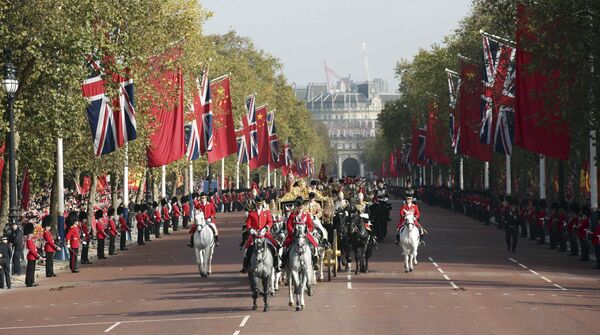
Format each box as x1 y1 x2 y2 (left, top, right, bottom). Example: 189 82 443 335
428 257 434 261
450 282 459 289
104 322 121 333
239 316 250 328
0 315 248 331
428 257 459 290
508 258 566 291
437 268 444 274
233 331 240 335
443 275 451 281
432 262 439 268
347 282 352 289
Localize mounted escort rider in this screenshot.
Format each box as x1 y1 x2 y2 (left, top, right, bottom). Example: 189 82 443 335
188 192 219 248
307 192 330 249
394 190 426 245
283 197 319 270
240 196 278 273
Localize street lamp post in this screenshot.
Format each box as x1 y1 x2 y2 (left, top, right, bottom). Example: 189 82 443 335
3 48 19 229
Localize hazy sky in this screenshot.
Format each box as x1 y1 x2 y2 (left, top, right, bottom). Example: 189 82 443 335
201 0 472 92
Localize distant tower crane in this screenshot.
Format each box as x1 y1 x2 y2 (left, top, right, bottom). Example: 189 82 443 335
323 60 342 93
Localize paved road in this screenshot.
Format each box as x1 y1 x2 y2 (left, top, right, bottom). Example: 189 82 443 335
0 200 598 335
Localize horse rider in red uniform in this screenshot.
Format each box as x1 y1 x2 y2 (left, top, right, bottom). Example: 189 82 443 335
188 192 219 247
240 196 278 273
283 197 319 270
395 190 424 245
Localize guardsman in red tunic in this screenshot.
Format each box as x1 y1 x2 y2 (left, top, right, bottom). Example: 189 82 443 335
94 210 107 259
171 197 181 231
107 207 118 256
24 223 43 287
152 201 162 239
78 212 91 265
395 190 423 245
240 197 277 273
135 204 146 246
578 206 591 262
66 215 81 272
117 206 130 251
42 216 60 277
161 199 171 235
188 193 219 247
182 196 191 229
591 217 600 269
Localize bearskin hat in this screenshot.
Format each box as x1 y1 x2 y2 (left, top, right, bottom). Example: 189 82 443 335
42 215 52 228
569 202 580 214
23 223 34 235
95 209 104 220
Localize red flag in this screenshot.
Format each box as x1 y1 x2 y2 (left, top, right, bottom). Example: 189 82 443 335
207 76 237 163
97 175 108 193
20 169 30 210
514 4 570 160
146 51 186 167
425 103 451 165
249 106 270 169
388 151 397 177
272 150 285 169
458 61 493 161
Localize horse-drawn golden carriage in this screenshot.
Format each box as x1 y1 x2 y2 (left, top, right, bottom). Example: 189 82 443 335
275 182 340 281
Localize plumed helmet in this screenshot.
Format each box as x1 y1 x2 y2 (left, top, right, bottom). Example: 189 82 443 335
255 196 264 204
23 223 34 235
308 192 316 199
294 196 304 207
404 189 414 199
95 209 104 220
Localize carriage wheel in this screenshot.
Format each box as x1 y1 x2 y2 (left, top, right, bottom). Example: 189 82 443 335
327 258 332 281
333 229 338 278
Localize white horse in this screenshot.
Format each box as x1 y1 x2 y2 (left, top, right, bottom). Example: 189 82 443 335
193 211 215 278
312 217 329 283
288 224 314 311
399 214 420 273
269 216 286 295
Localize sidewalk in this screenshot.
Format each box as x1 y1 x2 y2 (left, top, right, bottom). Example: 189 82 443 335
1 229 146 291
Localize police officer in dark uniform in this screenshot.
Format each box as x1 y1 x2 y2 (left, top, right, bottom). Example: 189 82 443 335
504 197 520 253
7 222 23 276
0 235 11 289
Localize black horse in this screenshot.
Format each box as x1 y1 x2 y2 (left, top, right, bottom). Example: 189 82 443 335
348 212 371 274
333 207 353 271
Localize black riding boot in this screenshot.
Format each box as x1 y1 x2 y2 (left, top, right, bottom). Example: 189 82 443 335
214 235 220 247
394 231 400 245
187 235 193 248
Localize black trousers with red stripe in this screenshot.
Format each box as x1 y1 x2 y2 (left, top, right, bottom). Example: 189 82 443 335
69 248 79 272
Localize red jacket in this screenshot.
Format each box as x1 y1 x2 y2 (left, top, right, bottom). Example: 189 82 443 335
565 216 578 233
577 216 589 240
182 203 190 217
162 206 171 220
119 216 130 233
591 224 600 246
95 219 106 240
284 211 317 248
135 213 145 230
108 219 118 237
398 203 421 229
244 209 277 249
536 210 546 227
172 203 181 217
195 202 216 222
80 224 90 242
66 226 81 249
26 237 40 261
43 230 59 253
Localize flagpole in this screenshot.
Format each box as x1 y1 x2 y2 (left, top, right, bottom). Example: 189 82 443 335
505 154 511 195
161 165 166 198
539 156 546 200
189 161 194 195
246 164 250 189
484 162 490 190
267 163 271 187
236 160 240 189
56 137 66 261
220 158 225 190
123 143 130 240
591 131 598 211
273 169 277 189
460 157 464 190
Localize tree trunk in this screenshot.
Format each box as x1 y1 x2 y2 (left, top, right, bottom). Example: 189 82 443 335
170 171 178 199
183 165 189 198
87 172 98 225
111 173 119 210
134 169 147 204
152 170 159 202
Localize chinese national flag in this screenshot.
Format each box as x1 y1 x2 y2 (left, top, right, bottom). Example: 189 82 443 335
207 76 237 163
249 105 270 169
458 60 493 161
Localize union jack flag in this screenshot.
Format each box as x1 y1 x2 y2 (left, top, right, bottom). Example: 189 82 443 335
190 67 213 155
267 111 279 163
185 120 201 161
417 126 427 164
481 36 516 155
284 140 293 167
236 135 249 164
244 95 259 159
446 69 460 151
113 73 137 147
82 76 118 156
